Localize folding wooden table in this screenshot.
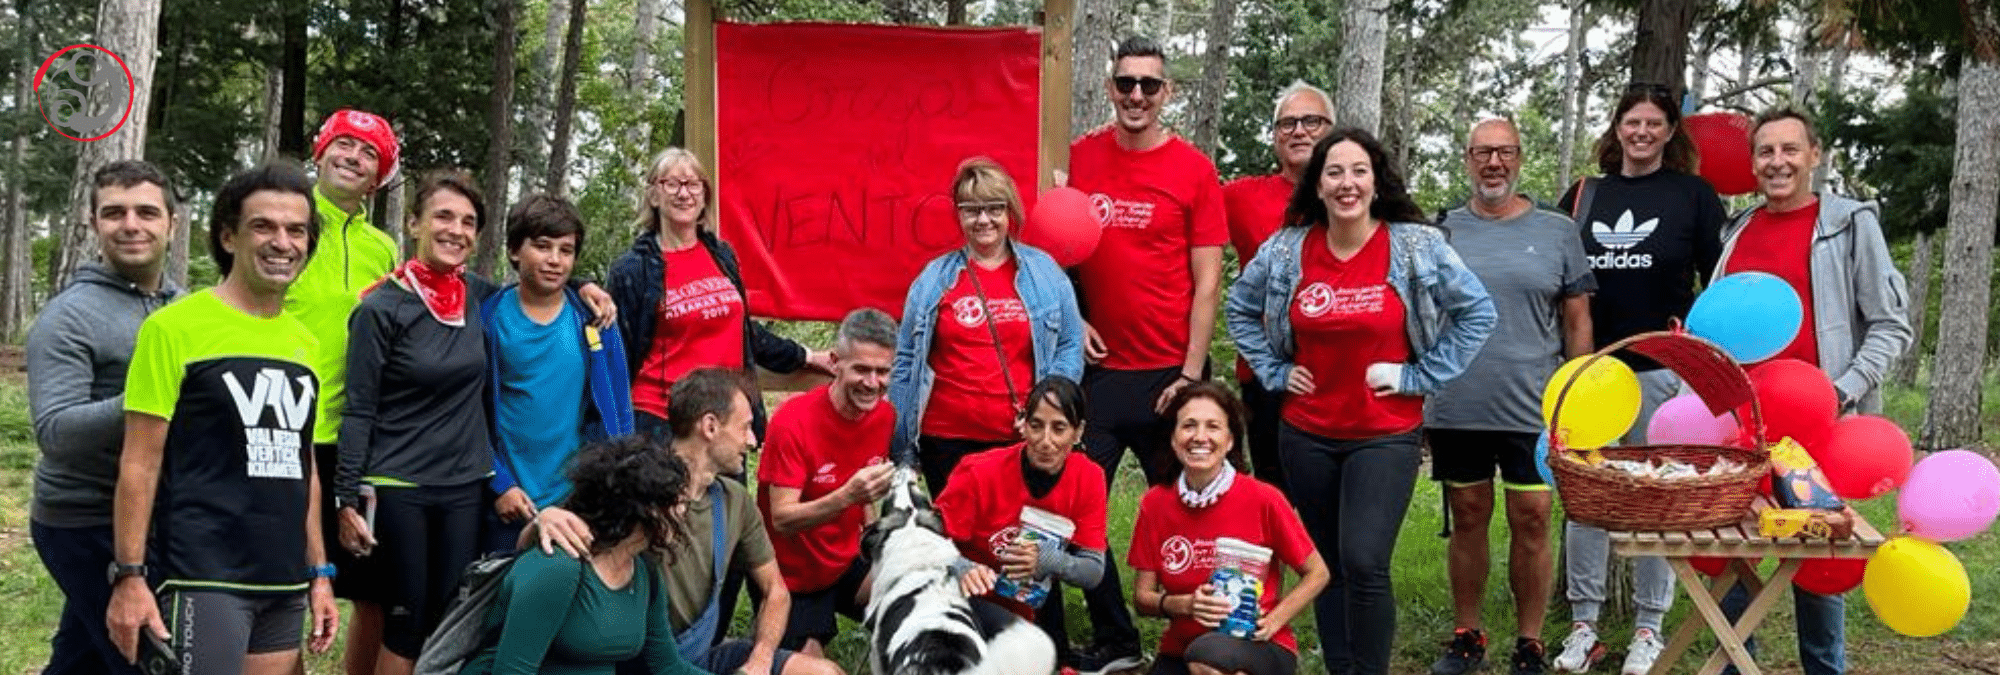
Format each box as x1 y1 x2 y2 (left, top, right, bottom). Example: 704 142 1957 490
1606 497 1885 675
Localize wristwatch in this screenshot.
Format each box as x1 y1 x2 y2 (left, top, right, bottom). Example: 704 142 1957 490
106 561 148 586
311 563 338 579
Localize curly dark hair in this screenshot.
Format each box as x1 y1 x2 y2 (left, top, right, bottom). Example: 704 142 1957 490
1285 127 1430 229
1160 380 1251 474
563 435 690 559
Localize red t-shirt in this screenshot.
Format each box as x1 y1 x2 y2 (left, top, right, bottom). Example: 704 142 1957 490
1722 201 1820 365
1223 173 1297 382
934 444 1109 617
921 260 1035 441
1281 225 1423 439
1069 129 1229 371
1127 477 1316 656
632 243 747 416
756 385 894 592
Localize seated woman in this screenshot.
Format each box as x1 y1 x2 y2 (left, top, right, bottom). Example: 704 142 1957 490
459 436 713 675
1129 382 1330 675
937 375 1108 659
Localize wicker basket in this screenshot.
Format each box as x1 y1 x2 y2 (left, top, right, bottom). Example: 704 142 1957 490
1548 330 1771 532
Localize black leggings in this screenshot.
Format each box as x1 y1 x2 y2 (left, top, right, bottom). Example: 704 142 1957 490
368 481 483 658
1278 424 1421 675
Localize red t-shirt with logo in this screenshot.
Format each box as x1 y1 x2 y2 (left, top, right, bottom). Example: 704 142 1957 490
1127 477 1315 656
632 243 747 417
756 385 894 592
1069 129 1229 371
1722 201 1819 365
1224 173 1297 382
922 260 1035 441
933 444 1109 617
1282 225 1423 439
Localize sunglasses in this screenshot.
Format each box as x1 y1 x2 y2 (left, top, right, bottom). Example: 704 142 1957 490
1112 76 1166 96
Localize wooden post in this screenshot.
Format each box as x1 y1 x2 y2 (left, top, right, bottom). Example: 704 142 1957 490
1039 0 1075 192
684 0 718 186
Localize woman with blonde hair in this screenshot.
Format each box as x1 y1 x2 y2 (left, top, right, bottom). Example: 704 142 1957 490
607 148 832 440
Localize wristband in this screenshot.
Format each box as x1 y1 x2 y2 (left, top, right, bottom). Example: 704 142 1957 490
1156 592 1171 616
311 563 338 579
1178 373 1201 383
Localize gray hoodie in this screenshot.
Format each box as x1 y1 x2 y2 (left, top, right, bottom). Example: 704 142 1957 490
28 263 183 527
1717 194 1912 414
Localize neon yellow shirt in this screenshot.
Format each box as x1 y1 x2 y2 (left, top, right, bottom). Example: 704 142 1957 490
289 187 398 445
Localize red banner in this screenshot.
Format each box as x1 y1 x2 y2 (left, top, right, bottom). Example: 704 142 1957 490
715 22 1043 321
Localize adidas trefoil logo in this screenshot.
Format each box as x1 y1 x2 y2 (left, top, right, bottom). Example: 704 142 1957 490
1592 210 1658 250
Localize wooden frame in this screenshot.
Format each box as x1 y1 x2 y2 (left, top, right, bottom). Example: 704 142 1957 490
679 0 1074 192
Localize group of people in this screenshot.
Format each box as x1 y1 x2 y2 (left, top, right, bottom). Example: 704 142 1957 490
26 30 1910 675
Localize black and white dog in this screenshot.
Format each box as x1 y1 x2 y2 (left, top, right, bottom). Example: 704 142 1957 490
860 467 1057 675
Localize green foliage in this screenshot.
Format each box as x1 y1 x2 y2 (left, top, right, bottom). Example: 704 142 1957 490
1818 74 1956 240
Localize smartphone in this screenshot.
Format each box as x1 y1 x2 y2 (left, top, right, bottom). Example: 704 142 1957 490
138 631 183 675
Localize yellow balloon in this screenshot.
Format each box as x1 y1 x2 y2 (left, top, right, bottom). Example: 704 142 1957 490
1863 536 1971 637
1540 356 1642 449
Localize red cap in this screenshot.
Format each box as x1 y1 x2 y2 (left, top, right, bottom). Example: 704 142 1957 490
311 109 400 188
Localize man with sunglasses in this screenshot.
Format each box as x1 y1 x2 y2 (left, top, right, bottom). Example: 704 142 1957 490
1426 117 1595 675
1221 80 1334 494
1065 34 1229 675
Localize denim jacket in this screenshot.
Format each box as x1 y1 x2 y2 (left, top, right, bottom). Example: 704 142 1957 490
1716 194 1911 413
1227 222 1496 396
888 241 1085 462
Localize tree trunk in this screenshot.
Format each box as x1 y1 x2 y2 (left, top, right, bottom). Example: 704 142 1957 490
1185 0 1236 156
1895 230 1932 388
545 0 587 196
1687 27 1714 104
1813 23 1852 193
1922 53 2000 450
480 0 520 279
1628 0 1697 97
1789 19 1819 109
55 0 163 291
382 179 407 257
946 0 967 25
165 192 188 288
629 0 658 94
1335 0 1389 133
279 0 307 157
3 6 34 339
1069 0 1119 135
882 0 922 24
261 62 284 159
1558 0 1589 188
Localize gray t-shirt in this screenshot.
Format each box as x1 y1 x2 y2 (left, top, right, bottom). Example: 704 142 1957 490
1428 203 1596 432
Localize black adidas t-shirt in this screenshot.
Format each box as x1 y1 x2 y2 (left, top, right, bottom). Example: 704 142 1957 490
126 289 320 593
1560 169 1725 366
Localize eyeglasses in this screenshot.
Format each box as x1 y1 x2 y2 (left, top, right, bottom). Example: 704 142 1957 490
1274 115 1331 134
1112 76 1166 96
1467 145 1521 162
956 201 1009 220
655 178 703 195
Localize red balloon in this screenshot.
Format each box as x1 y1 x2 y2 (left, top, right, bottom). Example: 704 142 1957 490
1810 415 1914 501
1740 359 1839 450
1793 557 1866 595
1022 187 1102 268
1691 556 1730 577
1685 112 1758 196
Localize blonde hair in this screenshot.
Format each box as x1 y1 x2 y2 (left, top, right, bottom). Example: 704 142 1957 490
633 147 716 235
951 157 1026 230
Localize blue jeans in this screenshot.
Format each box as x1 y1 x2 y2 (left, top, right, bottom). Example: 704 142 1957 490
30 521 142 675
1719 584 1846 675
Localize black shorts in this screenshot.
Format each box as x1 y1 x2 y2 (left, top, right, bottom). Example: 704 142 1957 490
161 589 306 671
1148 633 1297 675
779 558 869 650
1427 428 1547 490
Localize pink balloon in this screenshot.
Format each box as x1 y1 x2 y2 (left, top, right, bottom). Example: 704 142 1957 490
1646 393 1740 446
1898 449 2000 542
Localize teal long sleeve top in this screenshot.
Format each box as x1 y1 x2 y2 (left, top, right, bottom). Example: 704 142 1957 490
460 548 714 675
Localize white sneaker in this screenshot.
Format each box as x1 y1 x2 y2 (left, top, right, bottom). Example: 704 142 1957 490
1621 629 1664 675
1552 622 1606 673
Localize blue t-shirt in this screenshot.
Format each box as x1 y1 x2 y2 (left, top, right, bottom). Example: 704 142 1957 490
493 291 587 507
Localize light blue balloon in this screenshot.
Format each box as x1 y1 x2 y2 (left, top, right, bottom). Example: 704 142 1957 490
1535 432 1556 486
1687 271 1804 363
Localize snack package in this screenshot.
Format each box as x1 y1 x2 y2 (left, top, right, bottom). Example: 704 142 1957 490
1209 537 1272 639
992 506 1075 608
1767 437 1846 510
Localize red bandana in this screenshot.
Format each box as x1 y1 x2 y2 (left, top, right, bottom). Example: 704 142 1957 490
388 259 467 326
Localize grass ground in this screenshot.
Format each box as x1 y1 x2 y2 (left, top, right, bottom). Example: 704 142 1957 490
0 346 1994 675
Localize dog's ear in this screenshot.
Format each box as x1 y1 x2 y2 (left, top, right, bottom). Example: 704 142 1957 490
912 508 946 536
861 509 902 563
